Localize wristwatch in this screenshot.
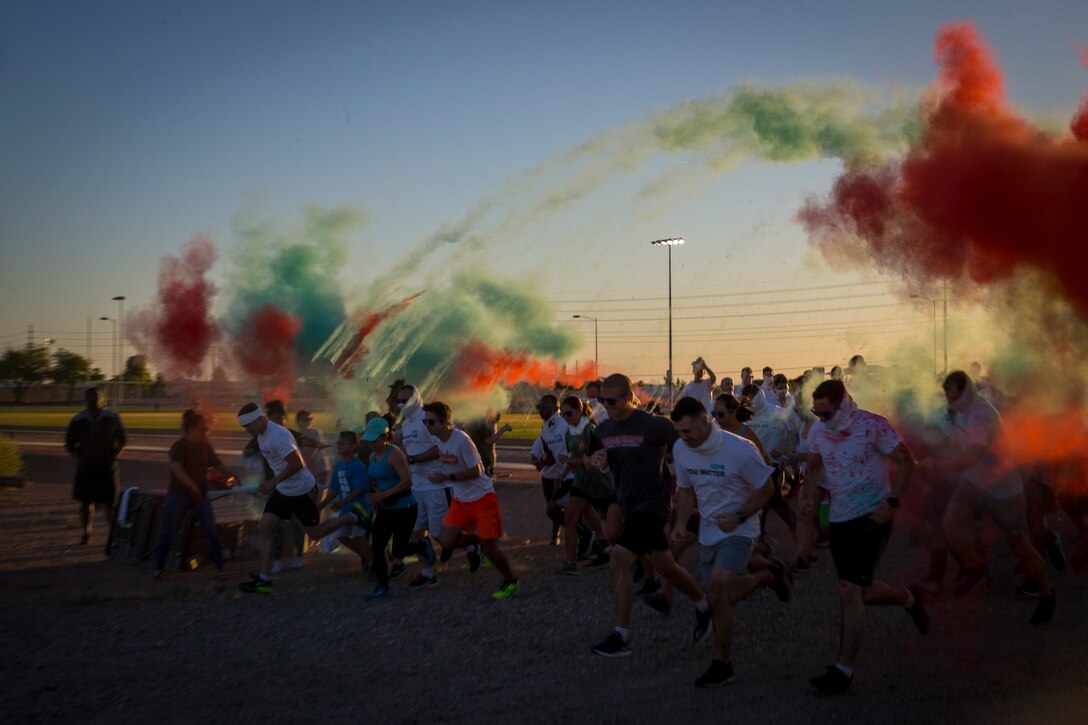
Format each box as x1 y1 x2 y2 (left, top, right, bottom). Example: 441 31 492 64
886 497 900 509
408 455 416 465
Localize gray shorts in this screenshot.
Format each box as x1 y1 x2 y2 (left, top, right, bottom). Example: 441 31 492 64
950 482 1027 536
413 488 451 534
699 536 754 581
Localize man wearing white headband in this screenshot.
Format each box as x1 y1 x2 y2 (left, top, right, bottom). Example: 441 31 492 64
235 402 344 594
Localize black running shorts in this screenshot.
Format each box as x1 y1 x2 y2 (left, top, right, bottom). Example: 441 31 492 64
617 511 669 557
829 514 891 587
264 489 320 527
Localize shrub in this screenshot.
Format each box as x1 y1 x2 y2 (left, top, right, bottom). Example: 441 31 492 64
0 436 24 478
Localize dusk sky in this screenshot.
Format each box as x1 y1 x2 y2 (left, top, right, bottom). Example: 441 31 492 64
1 1 1085 382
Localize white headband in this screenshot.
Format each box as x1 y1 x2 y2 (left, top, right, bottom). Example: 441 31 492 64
237 408 263 426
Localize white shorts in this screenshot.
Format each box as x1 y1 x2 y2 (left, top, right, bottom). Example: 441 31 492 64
333 524 369 540
414 488 451 534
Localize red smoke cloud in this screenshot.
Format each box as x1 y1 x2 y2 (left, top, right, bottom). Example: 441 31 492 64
333 291 425 378
799 21 1088 319
1074 47 1088 142
233 303 300 401
152 235 220 377
451 339 597 393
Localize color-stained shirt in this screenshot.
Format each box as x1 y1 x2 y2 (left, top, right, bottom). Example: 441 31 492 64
809 410 902 522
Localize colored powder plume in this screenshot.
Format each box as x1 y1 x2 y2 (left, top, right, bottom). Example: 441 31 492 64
233 303 301 401
452 339 597 392
799 21 1088 319
327 291 426 378
152 235 220 376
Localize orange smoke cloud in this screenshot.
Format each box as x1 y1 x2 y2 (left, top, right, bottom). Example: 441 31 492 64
451 339 596 393
996 408 1088 496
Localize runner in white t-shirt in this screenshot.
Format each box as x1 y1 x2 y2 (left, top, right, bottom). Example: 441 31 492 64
393 384 445 583
670 396 793 688
236 403 356 594
423 401 519 601
680 356 717 411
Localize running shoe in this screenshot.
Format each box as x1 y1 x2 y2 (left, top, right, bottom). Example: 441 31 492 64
906 584 929 635
270 559 283 575
491 579 520 600
641 591 672 616
421 536 437 568
388 563 407 581
586 552 611 568
951 564 989 596
364 585 392 601
810 665 852 695
769 557 794 603
636 577 661 598
239 574 273 594
591 632 631 658
692 606 713 643
408 572 438 588
1016 580 1040 599
694 659 735 688
1030 590 1056 625
466 546 482 573
1046 536 1066 572
291 556 304 570
557 560 579 576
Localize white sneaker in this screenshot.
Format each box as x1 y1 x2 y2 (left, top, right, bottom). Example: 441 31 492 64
270 559 283 575
291 556 304 570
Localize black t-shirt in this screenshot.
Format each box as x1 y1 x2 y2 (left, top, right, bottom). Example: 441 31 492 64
169 438 222 496
590 409 678 519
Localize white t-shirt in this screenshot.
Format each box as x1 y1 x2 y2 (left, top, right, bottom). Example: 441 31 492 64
952 398 1022 498
588 399 609 424
436 429 495 503
400 413 447 493
673 428 774 545
809 410 902 522
538 413 572 481
259 420 317 496
680 379 714 410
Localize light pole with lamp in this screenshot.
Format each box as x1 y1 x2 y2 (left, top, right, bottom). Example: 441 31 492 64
650 237 684 410
910 294 938 377
572 314 599 377
112 296 126 407
99 317 116 403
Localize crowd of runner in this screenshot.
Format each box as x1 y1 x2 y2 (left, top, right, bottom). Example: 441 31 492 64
64 354 1086 691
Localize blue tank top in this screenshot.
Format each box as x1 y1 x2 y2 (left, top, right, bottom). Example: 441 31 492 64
368 445 415 509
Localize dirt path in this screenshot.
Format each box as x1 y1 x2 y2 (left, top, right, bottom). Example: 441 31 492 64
1 455 1086 724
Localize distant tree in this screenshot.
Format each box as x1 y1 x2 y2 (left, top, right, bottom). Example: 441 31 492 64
211 365 230 386
0 347 51 404
149 373 168 397
122 355 154 387
50 349 94 402
89 367 106 382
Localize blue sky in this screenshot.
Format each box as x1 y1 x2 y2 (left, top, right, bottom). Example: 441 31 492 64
1 1 1085 379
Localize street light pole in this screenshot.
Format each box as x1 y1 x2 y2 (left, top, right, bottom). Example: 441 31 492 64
572 315 599 377
650 237 685 410
112 296 126 407
99 317 116 400
910 294 938 377
942 280 948 375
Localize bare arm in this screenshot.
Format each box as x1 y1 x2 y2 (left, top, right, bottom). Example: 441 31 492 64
869 442 915 525
372 447 414 503
801 452 824 517
258 450 305 494
715 477 774 532
671 486 697 542
170 461 202 498
408 445 440 465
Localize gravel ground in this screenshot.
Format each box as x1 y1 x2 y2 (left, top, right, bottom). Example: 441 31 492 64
1 453 1086 724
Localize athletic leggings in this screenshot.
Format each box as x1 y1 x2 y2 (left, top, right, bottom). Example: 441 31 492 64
370 504 420 587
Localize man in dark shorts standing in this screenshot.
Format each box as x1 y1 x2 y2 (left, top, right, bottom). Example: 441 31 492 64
65 387 126 546
235 402 344 594
588 374 712 657
802 380 927 695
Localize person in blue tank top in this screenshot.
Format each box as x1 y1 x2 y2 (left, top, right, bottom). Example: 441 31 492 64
362 418 435 600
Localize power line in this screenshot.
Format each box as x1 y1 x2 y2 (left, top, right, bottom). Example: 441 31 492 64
548 280 891 305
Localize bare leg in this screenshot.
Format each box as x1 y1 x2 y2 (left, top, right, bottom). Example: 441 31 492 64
649 548 705 603
609 545 636 628
480 539 514 582
837 581 866 668
564 497 590 562
943 501 980 569
1006 530 1052 597
860 580 910 606
258 513 278 577
706 569 737 662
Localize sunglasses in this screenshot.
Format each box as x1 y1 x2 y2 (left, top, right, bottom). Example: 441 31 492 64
712 410 728 419
810 406 838 421
560 410 577 418
423 418 440 426
597 396 625 406
536 404 556 410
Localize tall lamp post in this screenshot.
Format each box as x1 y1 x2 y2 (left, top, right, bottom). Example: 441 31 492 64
650 237 684 409
572 314 599 377
910 294 938 377
99 317 117 402
112 296 126 407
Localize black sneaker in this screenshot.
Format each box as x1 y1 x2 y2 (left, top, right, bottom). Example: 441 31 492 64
239 574 273 594
591 632 631 658
951 564 988 596
906 584 929 635
641 591 672 616
466 546 482 573
388 563 407 581
694 659 735 688
636 577 661 597
693 606 713 644
769 557 793 603
1045 536 1066 572
810 665 852 695
1016 580 1040 599
439 546 454 563
1030 591 1056 625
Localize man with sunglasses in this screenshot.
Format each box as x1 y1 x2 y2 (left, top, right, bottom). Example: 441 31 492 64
587 374 713 657
532 394 574 545
801 380 927 694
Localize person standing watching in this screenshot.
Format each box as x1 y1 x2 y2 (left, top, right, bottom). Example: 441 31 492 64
66 387 126 547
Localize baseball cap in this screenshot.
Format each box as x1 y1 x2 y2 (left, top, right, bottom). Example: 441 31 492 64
360 417 389 442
